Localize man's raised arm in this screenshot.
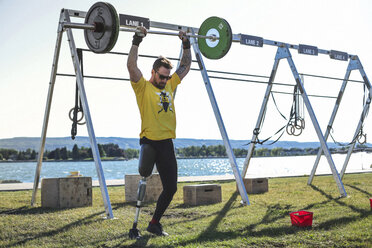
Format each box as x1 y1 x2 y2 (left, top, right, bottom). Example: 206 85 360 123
176 32 192 80
127 27 147 83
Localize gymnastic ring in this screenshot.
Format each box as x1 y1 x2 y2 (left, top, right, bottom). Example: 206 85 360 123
68 107 86 125
286 123 294 135
292 125 303 136
358 133 367 144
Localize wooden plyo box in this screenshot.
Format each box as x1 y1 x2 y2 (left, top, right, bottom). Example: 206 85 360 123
238 178 268 194
41 177 92 208
183 184 222 206
125 174 162 202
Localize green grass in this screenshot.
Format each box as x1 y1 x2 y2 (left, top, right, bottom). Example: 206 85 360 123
0 173 371 247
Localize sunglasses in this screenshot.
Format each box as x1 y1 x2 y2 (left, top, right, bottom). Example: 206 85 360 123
155 70 172 80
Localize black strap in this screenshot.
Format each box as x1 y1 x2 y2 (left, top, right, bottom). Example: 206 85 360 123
71 83 79 140
246 92 288 146
71 49 84 140
271 92 287 120
249 125 286 146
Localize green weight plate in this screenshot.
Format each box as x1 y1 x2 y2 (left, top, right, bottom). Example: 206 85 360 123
84 2 119 53
198 16 232 59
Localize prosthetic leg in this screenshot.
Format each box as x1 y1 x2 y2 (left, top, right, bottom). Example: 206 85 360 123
129 144 156 239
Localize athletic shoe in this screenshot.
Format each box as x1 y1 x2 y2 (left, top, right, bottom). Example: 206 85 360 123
146 222 169 236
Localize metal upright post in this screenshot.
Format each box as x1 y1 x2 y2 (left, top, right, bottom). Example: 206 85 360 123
307 58 356 185
63 11 114 218
241 47 282 178
340 57 372 179
190 29 250 205
282 45 347 197
31 11 65 206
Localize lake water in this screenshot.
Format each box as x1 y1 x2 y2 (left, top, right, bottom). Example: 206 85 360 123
0 153 371 183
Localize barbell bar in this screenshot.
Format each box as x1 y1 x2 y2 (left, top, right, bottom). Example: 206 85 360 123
64 23 218 41
63 2 232 59
119 27 219 41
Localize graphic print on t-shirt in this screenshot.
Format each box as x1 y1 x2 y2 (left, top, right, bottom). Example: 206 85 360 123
156 90 173 113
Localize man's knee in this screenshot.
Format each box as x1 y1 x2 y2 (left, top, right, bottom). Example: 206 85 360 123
138 144 156 177
170 184 177 196
164 183 177 197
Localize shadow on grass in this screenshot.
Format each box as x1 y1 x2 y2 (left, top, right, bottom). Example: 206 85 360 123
0 200 139 216
7 210 106 247
166 185 372 247
161 191 240 247
111 200 155 209
4 182 371 247
88 232 153 248
0 206 60 215
309 184 369 215
344 183 372 197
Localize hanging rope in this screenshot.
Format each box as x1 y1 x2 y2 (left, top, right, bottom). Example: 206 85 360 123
69 49 86 140
69 83 86 140
248 82 307 146
286 85 305 136
247 92 290 146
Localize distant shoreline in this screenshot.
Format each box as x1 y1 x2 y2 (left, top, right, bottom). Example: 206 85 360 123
1 150 371 163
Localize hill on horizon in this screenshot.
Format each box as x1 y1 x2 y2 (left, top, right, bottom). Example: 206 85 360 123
0 136 367 152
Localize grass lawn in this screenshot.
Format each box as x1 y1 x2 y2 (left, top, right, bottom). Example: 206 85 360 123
0 173 371 247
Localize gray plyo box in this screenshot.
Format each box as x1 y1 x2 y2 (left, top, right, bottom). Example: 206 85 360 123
238 178 268 194
183 184 222 206
41 177 92 208
125 174 162 202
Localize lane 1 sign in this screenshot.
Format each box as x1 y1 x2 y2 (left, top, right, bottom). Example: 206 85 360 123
119 14 150 29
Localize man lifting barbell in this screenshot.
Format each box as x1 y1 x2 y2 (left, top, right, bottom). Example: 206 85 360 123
127 26 191 239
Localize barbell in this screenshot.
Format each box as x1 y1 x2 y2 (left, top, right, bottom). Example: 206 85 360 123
63 2 232 59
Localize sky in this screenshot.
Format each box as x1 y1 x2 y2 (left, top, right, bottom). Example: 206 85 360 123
0 0 371 144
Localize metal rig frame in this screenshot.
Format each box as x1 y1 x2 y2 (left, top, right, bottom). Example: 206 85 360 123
240 38 372 197
31 7 253 218
32 6 371 216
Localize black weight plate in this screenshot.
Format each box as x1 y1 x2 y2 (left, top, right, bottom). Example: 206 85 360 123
84 2 119 53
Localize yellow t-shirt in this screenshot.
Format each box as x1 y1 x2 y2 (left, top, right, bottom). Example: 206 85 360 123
131 73 181 140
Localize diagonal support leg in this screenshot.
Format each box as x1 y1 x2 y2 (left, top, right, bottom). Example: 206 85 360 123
282 46 347 197
190 30 250 205
307 59 356 185
242 51 281 178
32 12 65 206
340 57 372 179
64 11 114 218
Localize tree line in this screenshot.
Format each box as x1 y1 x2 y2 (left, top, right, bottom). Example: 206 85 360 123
1 143 369 162
0 143 139 161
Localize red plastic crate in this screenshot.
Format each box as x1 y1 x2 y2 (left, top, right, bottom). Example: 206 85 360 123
290 210 313 227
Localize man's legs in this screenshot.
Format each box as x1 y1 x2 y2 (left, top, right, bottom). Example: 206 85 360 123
147 138 178 236
152 139 178 222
